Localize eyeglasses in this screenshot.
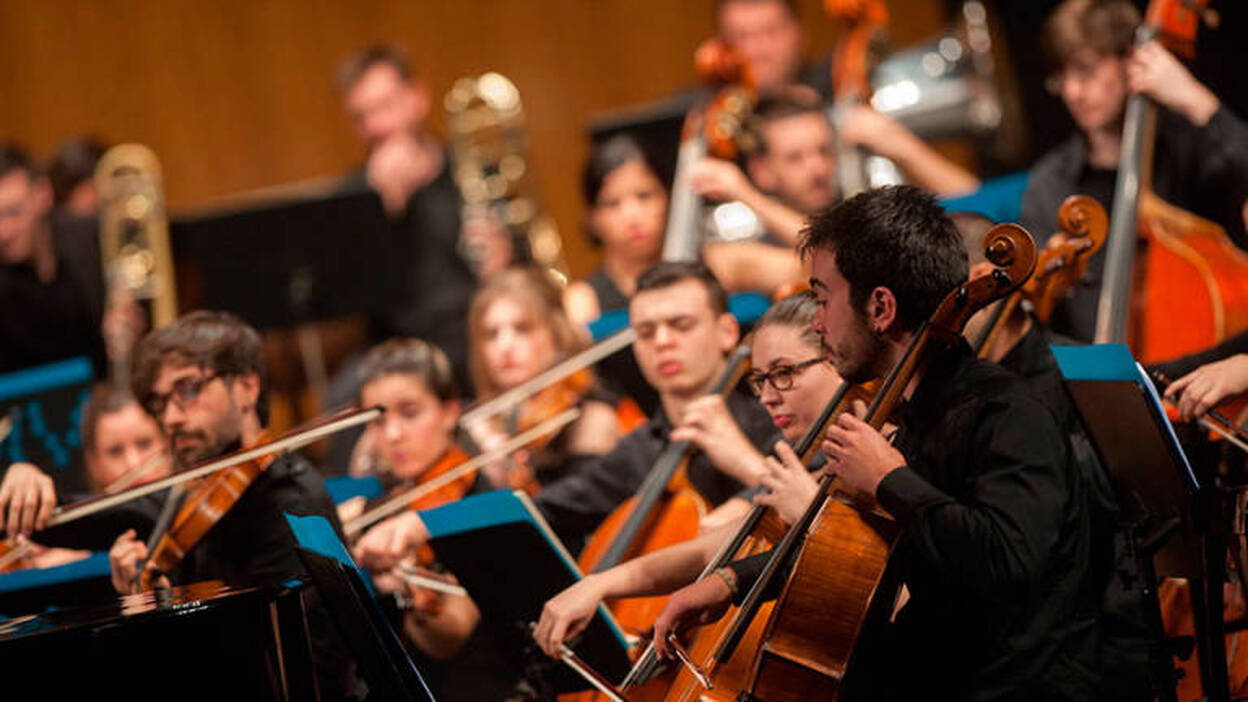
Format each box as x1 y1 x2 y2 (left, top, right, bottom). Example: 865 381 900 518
747 357 824 395
143 372 220 417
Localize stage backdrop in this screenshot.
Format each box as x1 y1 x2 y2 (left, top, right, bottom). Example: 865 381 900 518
0 0 947 276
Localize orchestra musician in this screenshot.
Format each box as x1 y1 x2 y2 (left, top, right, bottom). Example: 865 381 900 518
101 311 360 697
533 292 842 656
0 383 173 566
346 338 522 701
651 186 1106 699
536 261 779 553
563 136 667 330
1020 0 1248 342
334 44 516 390
0 145 108 376
353 268 625 569
1161 329 1248 423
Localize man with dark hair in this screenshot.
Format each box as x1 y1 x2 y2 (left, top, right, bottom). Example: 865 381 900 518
715 0 815 94
653 186 1105 699
1021 0 1248 342
108 310 340 588
534 260 780 551
0 144 107 375
333 44 514 393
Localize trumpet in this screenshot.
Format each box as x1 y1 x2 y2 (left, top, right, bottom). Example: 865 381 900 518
95 144 177 381
445 72 569 284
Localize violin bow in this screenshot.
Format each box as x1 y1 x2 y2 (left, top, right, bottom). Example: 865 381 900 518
45 405 382 530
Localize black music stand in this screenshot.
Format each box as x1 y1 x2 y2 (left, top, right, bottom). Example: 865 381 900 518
420 489 633 695
1054 344 1223 701
171 187 394 331
285 513 434 702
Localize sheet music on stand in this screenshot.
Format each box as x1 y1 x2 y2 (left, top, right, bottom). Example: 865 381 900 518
420 489 633 694
1053 343 1201 579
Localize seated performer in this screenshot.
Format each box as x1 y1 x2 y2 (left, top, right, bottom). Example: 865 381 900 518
533 292 843 655
1020 0 1248 342
652 186 1104 699
563 136 667 329
0 145 106 375
346 338 521 701
0 384 173 566
353 268 624 568
535 261 779 552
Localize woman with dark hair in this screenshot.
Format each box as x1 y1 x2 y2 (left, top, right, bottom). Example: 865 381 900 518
563 135 668 328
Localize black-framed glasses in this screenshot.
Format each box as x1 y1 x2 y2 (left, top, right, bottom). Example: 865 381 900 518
747 357 824 395
143 372 221 417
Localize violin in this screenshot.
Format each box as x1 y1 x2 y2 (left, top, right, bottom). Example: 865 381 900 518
974 195 1108 356
1094 0 1248 363
714 224 1036 700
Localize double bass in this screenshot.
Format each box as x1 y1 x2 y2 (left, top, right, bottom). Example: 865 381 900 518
1094 0 1248 363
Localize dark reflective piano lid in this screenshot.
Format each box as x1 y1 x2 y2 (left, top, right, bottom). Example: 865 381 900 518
0 579 302 642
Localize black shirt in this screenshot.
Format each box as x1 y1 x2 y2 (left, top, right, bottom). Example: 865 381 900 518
0 216 105 375
1020 105 1248 342
535 387 780 552
731 343 1100 700
342 159 476 392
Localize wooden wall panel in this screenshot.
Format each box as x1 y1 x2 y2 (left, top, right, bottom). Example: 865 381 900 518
0 0 946 276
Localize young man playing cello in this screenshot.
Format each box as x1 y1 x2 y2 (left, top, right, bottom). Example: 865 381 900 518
653 186 1110 699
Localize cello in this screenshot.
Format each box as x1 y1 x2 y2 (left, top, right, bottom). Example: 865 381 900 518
1094 0 1248 364
974 195 1108 357
714 223 1036 700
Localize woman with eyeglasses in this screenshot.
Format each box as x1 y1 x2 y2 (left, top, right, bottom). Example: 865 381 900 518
532 292 846 657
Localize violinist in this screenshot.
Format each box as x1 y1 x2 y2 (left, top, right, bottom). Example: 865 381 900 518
347 338 520 701
654 186 1106 700
467 266 622 487
1020 0 1248 342
102 310 360 697
0 383 172 565
107 310 343 591
533 292 842 657
535 260 779 553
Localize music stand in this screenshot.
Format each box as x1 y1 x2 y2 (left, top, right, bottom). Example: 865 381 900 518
419 490 633 694
1054 344 1222 701
285 513 434 702
171 187 394 331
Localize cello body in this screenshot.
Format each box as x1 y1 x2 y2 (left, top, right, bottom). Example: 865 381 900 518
742 499 899 701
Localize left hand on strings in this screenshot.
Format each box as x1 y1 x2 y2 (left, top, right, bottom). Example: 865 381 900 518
821 412 905 496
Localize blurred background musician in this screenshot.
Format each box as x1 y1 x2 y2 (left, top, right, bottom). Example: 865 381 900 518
46 135 109 219
0 145 106 377
334 44 517 392
1020 0 1248 343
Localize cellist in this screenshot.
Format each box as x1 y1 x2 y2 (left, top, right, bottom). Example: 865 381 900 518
1020 0 1248 343
532 292 843 656
535 261 779 553
654 186 1107 699
103 310 359 698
